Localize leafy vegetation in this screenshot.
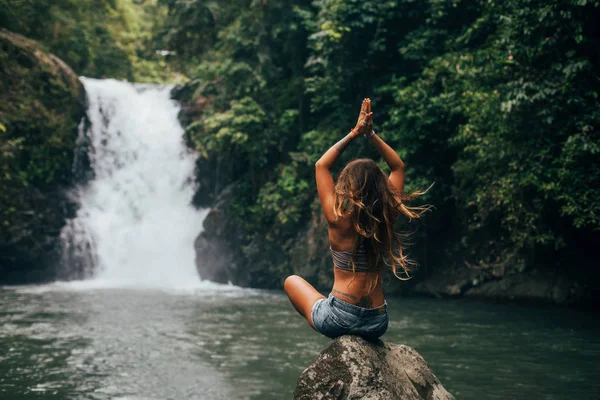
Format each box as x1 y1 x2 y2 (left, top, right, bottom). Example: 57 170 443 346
0 0 177 82
1 0 598 295
167 0 600 290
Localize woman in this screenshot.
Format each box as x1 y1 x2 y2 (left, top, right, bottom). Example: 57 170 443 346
284 98 426 340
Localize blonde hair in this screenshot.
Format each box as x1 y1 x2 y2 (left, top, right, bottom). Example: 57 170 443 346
333 159 429 288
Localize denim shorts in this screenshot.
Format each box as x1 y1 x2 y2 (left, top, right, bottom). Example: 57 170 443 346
311 294 388 341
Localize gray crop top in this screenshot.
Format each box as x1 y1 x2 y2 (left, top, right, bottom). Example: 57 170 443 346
330 242 373 272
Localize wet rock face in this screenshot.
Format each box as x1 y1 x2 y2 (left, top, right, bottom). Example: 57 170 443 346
294 336 454 400
193 185 246 285
0 29 88 283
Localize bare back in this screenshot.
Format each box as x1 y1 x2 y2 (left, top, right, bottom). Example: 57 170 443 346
328 217 385 309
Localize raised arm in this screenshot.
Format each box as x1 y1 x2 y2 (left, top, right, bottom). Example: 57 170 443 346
315 99 373 223
367 133 405 194
364 100 405 194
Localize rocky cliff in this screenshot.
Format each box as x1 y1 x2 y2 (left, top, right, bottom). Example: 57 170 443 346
295 336 454 400
0 29 88 283
193 188 335 289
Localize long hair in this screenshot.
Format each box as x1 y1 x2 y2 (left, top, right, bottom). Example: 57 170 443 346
332 159 429 286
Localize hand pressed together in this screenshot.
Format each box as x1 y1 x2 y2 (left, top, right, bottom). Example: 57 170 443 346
351 98 373 137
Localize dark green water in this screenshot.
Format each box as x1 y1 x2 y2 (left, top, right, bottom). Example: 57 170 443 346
0 284 598 399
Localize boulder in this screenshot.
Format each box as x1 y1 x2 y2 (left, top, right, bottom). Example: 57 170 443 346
194 184 245 284
193 183 293 289
0 29 88 283
411 263 586 305
294 336 454 400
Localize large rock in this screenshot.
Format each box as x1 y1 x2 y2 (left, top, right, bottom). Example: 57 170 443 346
0 29 88 283
294 336 454 400
411 264 586 305
193 184 288 288
194 185 243 284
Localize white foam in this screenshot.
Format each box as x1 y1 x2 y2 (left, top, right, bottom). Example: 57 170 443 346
61 78 209 288
6 279 251 297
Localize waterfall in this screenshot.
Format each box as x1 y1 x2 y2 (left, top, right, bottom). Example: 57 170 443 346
60 78 208 287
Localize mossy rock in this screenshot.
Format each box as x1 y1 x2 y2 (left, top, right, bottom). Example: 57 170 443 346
295 336 455 400
0 29 87 283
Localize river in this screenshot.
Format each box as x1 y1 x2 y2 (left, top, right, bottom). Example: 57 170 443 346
0 284 598 399
1 79 598 399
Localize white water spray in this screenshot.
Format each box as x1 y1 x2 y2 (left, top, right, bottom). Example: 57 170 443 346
61 78 207 287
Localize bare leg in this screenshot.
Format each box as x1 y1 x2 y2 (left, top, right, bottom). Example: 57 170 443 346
284 275 326 328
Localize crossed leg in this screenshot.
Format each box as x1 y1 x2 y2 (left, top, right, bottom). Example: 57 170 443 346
284 275 326 328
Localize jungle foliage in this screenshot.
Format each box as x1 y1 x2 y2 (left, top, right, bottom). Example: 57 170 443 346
165 0 600 286
0 0 176 82
1 0 598 289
